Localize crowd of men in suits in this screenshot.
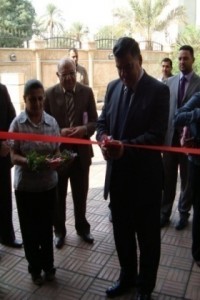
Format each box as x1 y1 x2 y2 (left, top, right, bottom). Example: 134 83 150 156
1 40 200 299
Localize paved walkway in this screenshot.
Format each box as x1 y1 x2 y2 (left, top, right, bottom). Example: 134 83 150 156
0 141 200 300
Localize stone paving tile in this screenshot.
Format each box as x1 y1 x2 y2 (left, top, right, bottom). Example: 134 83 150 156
51 268 76 286
59 254 85 273
162 234 192 249
0 265 8 279
29 295 50 300
161 244 180 257
166 268 190 283
78 261 103 277
0 253 23 272
0 244 23 258
94 221 113 233
34 280 72 299
0 286 32 300
160 280 188 298
93 241 116 256
170 256 193 271
155 296 189 300
172 246 192 259
98 265 119 282
1 142 200 299
160 254 175 268
88 251 110 265
84 277 123 298
185 271 200 300
156 265 170 281
55 287 85 300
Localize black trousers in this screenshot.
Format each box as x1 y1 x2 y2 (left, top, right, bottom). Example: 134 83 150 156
189 161 200 261
161 152 192 219
15 187 56 274
0 157 15 243
54 157 90 237
110 169 161 294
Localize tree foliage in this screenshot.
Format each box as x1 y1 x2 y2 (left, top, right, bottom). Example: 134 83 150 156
96 24 131 39
68 22 86 41
114 0 186 47
37 3 65 38
0 0 36 47
112 7 135 37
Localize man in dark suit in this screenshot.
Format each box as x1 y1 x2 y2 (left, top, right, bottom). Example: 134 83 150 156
161 45 200 230
96 37 169 300
44 58 97 248
0 83 22 248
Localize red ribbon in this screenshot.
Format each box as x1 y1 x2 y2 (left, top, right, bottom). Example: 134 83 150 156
1 131 200 155
0 131 95 145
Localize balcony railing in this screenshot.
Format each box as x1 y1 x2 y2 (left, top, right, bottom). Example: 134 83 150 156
139 41 163 51
44 37 81 49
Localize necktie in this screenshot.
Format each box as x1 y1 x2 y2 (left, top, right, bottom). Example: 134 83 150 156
117 87 133 138
121 87 133 120
178 76 187 107
65 91 75 127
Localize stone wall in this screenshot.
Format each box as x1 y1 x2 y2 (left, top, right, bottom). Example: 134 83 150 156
0 39 171 112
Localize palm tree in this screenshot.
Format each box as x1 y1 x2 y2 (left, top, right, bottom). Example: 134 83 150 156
114 0 186 49
39 3 64 39
112 6 135 37
69 22 88 48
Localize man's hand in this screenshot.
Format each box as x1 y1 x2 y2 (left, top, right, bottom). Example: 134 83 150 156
46 157 63 170
60 128 75 137
0 141 10 157
180 126 195 147
183 137 195 148
100 136 124 160
67 126 87 138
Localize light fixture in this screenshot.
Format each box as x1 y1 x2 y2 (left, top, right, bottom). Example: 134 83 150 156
108 53 114 60
9 53 17 61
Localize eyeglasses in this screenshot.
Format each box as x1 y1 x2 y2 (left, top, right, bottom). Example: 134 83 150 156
58 72 76 80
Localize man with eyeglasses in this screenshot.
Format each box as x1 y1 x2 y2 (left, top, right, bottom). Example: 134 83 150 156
44 58 97 248
96 37 169 300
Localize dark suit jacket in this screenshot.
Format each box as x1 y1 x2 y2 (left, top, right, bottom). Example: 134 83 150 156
165 72 200 145
0 83 16 134
174 91 200 164
96 72 170 199
44 82 98 168
0 83 16 165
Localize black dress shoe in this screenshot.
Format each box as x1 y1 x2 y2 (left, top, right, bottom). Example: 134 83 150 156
2 239 23 248
106 280 135 298
55 236 65 249
31 273 44 286
77 232 94 244
175 217 188 230
134 292 152 300
45 267 56 281
194 260 200 267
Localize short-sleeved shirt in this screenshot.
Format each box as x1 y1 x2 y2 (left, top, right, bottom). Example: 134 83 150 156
9 110 60 192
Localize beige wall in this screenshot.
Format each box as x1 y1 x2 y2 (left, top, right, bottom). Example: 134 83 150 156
0 43 171 112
